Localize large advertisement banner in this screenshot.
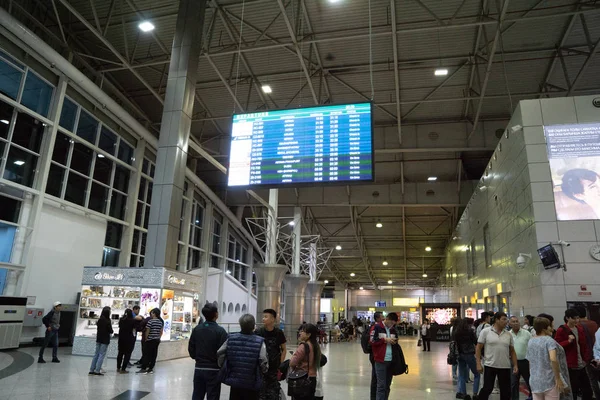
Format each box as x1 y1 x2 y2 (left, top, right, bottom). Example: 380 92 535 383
544 123 600 220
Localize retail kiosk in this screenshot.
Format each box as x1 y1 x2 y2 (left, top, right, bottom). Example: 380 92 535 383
72 267 200 361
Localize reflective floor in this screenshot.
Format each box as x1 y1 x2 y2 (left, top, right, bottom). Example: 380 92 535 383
0 338 515 399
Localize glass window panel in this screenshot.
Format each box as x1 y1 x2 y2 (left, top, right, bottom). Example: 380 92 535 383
135 201 143 227
138 179 146 201
0 101 13 139
12 112 44 153
59 97 78 131
142 158 149 175
212 236 220 254
93 156 112 185
228 237 235 258
88 183 108 214
193 227 201 248
98 126 117 155
46 163 65 197
4 145 37 187
64 172 88 206
242 248 248 264
117 141 134 165
210 255 219 269
113 165 130 193
109 191 127 220
0 50 24 70
143 206 150 229
141 232 147 255
149 163 155 178
70 142 93 176
0 141 5 165
235 243 242 262
146 182 153 203
76 110 98 144
131 230 140 254
195 205 203 226
104 222 123 248
52 132 70 165
130 255 137 268
0 59 23 100
20 72 53 117
0 195 21 224
190 249 201 270
139 256 144 267
102 247 120 267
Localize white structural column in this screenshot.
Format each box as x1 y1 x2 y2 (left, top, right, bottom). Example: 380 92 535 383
255 189 287 320
304 281 324 325
284 206 308 339
146 0 207 269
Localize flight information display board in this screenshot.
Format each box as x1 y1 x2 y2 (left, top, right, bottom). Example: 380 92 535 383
227 103 373 187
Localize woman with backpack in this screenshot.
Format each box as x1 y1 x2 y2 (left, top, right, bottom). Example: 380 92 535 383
454 318 481 400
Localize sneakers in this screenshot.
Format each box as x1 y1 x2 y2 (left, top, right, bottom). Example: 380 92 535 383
472 395 479 400
136 369 147 374
456 393 471 400
38 358 46 364
52 358 60 363
147 370 154 374
89 372 104 376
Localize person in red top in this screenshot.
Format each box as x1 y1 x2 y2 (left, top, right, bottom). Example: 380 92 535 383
370 313 398 400
368 312 383 400
554 309 593 400
575 306 600 400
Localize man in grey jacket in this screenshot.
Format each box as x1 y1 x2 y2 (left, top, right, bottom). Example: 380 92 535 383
39 301 62 363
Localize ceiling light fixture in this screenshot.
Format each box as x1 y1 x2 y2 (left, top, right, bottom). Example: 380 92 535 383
261 85 272 94
138 21 155 32
359 286 364 290
289 221 295 226
350 272 356 277
425 246 432 252
335 245 342 251
382 259 388 266
13 160 25 166
226 270 231 274
97 154 105 158
324 280 329 284
0 119 9 124
387 280 393 284
427 176 438 181
422 273 428 278
376 220 383 228
434 68 448 76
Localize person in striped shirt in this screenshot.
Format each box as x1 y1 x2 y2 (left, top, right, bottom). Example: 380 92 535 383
137 308 163 374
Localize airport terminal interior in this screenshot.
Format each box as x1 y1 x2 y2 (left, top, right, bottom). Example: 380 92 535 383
0 0 600 399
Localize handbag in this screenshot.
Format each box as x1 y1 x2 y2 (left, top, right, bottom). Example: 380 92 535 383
447 341 459 365
417 338 422 347
287 343 312 398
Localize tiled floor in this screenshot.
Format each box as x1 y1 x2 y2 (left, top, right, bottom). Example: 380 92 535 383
0 338 496 399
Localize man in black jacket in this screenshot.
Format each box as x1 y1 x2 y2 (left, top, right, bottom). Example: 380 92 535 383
38 301 62 363
189 304 228 400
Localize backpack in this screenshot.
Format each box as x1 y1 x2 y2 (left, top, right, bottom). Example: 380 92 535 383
361 325 373 354
447 341 459 365
391 343 409 375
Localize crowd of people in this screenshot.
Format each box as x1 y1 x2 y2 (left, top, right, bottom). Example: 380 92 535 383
448 307 600 400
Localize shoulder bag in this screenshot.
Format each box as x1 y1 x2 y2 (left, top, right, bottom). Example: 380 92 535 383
287 343 312 397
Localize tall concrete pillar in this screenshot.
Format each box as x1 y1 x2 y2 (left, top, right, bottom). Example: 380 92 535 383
254 263 287 319
284 274 309 341
304 281 324 325
145 0 207 269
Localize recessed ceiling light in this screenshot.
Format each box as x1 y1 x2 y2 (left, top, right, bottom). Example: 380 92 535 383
138 21 155 32
422 273 428 278
376 220 383 228
428 176 438 181
335 245 342 251
324 280 329 284
13 160 25 166
387 280 393 284
359 286 364 290
382 260 388 266
350 272 355 277
261 85 272 94
97 154 105 158
0 119 9 124
434 68 448 76
425 246 432 252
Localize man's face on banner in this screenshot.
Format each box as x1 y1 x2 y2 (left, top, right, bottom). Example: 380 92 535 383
573 174 600 204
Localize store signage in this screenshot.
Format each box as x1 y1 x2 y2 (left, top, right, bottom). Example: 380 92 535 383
593 97 600 108
167 275 186 286
375 301 386 307
94 272 124 281
368 307 376 312
578 291 592 297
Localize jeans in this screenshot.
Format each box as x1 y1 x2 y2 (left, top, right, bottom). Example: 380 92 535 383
512 359 532 400
479 366 511 400
422 338 431 351
90 343 109 373
458 353 481 395
568 367 593 400
375 361 393 400
585 364 600 400
39 329 59 360
370 355 377 400
453 362 459 379
141 340 160 370
192 369 221 400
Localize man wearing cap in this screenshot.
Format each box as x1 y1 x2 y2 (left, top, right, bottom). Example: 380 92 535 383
39 301 62 363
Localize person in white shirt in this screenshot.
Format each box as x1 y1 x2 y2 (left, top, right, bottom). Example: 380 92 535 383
510 316 532 400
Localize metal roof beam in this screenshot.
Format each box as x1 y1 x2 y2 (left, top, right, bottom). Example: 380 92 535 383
350 206 377 287
567 35 600 96
390 0 402 145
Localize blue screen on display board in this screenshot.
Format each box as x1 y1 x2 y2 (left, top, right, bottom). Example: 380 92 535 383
227 102 374 188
